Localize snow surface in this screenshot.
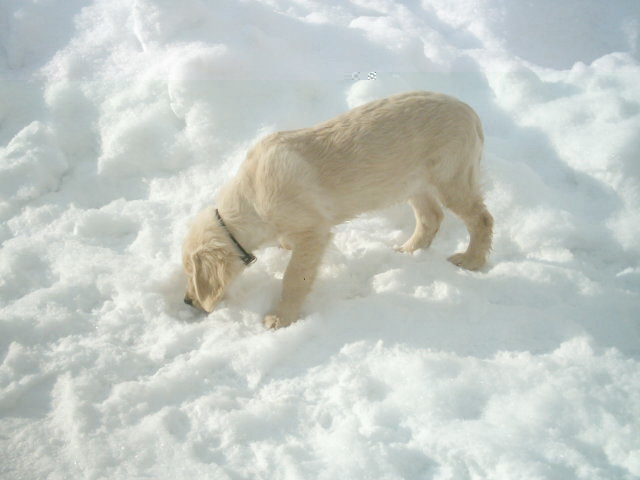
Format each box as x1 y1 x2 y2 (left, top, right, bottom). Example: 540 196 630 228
1 0 640 479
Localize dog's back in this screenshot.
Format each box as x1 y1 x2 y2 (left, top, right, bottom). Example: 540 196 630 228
246 91 484 223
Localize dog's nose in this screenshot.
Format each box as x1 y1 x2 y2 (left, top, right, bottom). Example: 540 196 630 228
184 297 193 306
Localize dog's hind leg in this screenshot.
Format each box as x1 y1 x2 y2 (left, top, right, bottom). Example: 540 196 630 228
441 188 493 271
264 229 331 329
398 189 444 253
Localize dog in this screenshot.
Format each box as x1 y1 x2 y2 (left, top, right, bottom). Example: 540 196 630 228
182 91 493 329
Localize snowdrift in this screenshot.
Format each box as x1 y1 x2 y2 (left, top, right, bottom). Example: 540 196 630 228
1 0 639 478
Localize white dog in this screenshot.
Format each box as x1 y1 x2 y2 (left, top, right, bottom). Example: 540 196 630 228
182 91 493 328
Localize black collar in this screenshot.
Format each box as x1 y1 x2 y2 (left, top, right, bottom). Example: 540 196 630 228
215 209 257 266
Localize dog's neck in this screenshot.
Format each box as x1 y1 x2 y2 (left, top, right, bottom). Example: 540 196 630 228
215 183 274 253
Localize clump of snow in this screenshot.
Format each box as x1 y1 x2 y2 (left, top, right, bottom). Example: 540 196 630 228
0 122 67 211
1 0 639 479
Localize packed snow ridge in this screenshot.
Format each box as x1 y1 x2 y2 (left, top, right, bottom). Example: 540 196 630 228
1 0 639 479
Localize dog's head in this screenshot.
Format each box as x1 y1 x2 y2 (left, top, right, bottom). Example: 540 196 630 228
182 208 245 313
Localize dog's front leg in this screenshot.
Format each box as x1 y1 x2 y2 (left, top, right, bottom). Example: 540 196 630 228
264 230 331 329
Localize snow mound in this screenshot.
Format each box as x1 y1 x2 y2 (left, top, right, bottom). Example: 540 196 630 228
1 0 639 479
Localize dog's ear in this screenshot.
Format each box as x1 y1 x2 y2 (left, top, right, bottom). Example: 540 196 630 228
191 248 228 313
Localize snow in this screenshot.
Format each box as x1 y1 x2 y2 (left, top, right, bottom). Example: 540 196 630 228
1 0 639 478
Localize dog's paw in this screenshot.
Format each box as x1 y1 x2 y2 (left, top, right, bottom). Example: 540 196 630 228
395 244 415 254
396 235 434 254
447 252 485 271
263 314 293 330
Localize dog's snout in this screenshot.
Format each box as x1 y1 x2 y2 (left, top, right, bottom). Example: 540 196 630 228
184 296 193 307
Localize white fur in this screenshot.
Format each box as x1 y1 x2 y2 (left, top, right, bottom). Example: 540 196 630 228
182 91 493 328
